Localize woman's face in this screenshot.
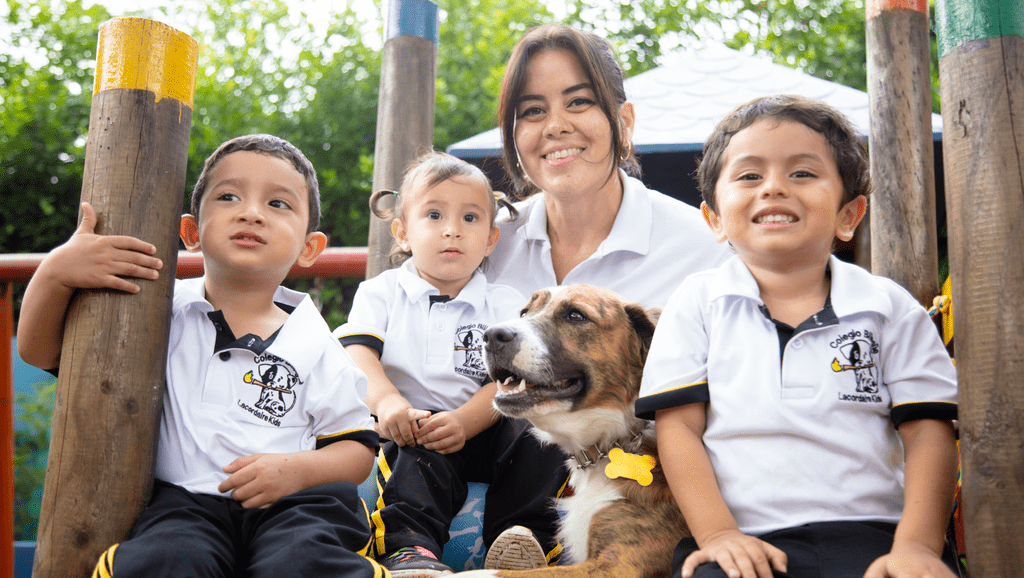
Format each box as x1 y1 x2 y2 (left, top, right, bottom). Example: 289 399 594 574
513 48 632 202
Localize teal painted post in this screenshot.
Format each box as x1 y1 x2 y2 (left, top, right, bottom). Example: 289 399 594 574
935 0 1024 574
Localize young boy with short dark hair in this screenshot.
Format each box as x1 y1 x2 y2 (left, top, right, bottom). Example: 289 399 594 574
637 96 959 578
18 134 383 577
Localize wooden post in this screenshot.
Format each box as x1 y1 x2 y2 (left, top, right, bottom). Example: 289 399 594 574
32 18 197 578
865 0 939 303
935 0 1024 574
367 0 438 279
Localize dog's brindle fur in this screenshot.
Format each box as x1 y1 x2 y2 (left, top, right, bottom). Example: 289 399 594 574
463 285 688 578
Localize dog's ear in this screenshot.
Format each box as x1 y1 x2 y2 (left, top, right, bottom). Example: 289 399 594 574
625 303 660 357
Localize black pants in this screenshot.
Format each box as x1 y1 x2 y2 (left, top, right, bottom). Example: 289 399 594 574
370 417 569 560
672 521 960 578
97 480 380 578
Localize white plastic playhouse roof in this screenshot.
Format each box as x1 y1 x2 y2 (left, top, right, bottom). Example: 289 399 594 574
447 42 943 157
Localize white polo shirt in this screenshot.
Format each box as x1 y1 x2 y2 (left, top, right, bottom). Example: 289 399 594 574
336 260 525 412
158 277 378 496
485 172 731 308
637 256 957 535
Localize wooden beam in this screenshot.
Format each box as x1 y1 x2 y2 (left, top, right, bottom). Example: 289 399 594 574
865 0 939 304
936 0 1024 573
366 0 438 279
31 18 197 578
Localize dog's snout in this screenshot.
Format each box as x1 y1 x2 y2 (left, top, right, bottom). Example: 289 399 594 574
484 325 516 345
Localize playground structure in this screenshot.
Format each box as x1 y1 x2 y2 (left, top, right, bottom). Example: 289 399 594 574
2 0 1023 575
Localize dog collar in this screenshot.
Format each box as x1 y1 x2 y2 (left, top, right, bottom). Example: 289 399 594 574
570 426 647 471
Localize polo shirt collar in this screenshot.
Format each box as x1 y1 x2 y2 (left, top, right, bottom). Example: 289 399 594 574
397 259 488 313
178 276 326 381
263 288 329 382
177 276 212 312
708 255 762 303
519 170 652 257
709 255 895 320
827 255 894 319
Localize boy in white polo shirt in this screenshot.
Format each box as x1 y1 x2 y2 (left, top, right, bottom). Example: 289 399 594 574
18 134 382 578
637 96 959 578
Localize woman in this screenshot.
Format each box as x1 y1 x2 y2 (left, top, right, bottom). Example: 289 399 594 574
488 25 730 307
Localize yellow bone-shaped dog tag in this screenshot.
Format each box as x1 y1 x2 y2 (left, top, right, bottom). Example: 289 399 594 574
605 447 656 486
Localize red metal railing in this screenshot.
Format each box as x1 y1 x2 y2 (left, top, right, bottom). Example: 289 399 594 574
0 248 368 578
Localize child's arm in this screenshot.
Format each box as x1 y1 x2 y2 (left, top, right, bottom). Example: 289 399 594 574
416 382 501 454
217 440 375 509
658 404 788 578
864 418 958 578
18 202 162 370
345 343 430 446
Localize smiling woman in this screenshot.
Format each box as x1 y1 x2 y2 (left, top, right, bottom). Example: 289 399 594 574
486 24 731 308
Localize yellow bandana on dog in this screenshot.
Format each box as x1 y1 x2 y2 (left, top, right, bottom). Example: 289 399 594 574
605 448 656 486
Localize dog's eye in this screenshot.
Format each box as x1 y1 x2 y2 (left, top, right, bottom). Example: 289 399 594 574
566 309 588 323
519 308 529 318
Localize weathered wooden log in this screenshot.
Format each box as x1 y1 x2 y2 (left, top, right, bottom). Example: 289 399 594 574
935 0 1024 574
865 0 939 304
32 18 196 578
367 0 439 279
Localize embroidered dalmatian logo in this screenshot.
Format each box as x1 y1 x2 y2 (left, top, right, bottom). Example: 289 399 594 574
454 323 488 379
830 329 880 399
239 352 300 424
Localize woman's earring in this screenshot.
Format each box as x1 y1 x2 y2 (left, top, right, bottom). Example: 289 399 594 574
619 140 633 163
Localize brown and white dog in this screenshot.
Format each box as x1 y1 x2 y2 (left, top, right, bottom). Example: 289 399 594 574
459 285 689 578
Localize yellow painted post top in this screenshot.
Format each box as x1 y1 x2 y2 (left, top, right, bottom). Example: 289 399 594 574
866 0 928 19
94 18 198 107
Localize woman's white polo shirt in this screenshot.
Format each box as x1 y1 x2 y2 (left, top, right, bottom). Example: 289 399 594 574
486 172 731 307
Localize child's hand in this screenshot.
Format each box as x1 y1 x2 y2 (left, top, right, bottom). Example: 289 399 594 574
681 529 787 578
416 411 469 454
218 453 305 509
863 541 956 578
375 392 430 447
45 202 163 293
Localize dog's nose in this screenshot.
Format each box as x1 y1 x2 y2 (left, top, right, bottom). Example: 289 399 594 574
484 325 516 344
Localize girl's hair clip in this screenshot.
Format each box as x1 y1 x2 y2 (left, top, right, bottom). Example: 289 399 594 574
493 190 520 222
370 189 401 220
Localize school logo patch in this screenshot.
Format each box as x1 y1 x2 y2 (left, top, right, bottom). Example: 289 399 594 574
237 352 301 426
829 329 882 402
454 323 488 380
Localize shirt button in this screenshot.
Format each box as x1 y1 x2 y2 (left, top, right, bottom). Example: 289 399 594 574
435 323 444 331
791 339 803 349
219 351 231 361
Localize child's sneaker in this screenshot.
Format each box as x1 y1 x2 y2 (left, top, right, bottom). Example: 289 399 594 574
379 545 453 577
484 525 546 570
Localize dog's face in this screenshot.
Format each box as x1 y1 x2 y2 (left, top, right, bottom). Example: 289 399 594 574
483 285 658 420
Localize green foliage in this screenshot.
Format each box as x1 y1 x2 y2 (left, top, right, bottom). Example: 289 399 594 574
0 0 110 255
726 0 868 92
566 0 728 74
14 379 56 541
433 0 553 148
564 0 940 113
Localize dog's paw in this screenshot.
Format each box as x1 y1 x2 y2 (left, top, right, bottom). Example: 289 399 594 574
604 447 656 486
